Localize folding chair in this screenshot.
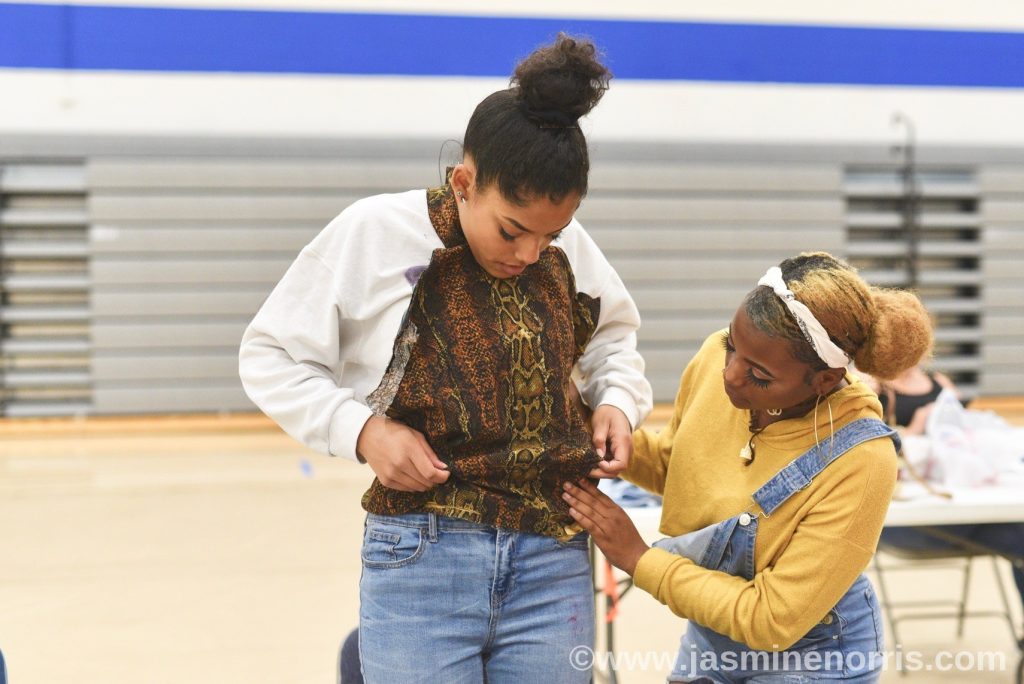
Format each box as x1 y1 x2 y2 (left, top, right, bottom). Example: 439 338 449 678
873 544 1017 653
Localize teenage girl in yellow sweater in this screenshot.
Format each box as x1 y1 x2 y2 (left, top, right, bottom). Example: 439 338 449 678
564 252 934 682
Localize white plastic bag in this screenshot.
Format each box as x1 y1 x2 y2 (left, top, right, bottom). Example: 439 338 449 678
923 389 1008 488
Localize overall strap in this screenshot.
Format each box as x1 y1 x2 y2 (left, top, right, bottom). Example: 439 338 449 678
752 418 900 517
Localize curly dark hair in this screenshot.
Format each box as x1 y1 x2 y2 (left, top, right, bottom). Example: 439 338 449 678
462 33 611 205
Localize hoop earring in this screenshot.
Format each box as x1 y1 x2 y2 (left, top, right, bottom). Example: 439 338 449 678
826 395 835 461
766 408 782 416
813 395 822 451
812 394 836 461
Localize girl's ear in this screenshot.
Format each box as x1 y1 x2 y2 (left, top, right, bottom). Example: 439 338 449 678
449 162 474 200
811 367 846 396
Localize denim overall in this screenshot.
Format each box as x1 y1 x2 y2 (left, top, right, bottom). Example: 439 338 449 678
657 418 900 683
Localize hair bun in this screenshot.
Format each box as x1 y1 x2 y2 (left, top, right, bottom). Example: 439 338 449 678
512 33 611 126
854 289 933 381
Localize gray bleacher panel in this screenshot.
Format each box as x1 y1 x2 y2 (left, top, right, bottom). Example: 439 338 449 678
86 158 434 190
91 322 247 349
89 225 315 254
587 162 845 406
0 162 91 416
86 157 393 414
589 163 842 192
91 259 294 286
983 317 1024 338
4 138 1024 416
81 153 847 412
92 353 241 380
978 169 1024 194
984 286 1024 311
93 385 253 413
91 290 268 317
978 172 1024 396
577 197 841 223
984 344 1024 365
636 347 701 401
89 193 360 222
585 226 835 253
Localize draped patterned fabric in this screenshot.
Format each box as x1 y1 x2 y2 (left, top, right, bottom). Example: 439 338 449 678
361 184 602 539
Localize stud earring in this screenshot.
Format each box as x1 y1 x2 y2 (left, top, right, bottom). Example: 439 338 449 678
457 191 466 204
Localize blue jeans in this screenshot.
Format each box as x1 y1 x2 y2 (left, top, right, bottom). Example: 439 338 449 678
358 512 594 683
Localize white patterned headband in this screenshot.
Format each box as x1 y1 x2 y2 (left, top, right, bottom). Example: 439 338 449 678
757 266 851 369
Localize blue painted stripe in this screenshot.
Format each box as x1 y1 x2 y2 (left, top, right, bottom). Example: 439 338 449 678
2 3 1024 87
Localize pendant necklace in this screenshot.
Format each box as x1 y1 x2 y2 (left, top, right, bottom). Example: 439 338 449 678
739 395 818 463
740 410 767 463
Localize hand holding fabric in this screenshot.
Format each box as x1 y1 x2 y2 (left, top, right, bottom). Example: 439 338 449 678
589 404 633 478
562 479 648 575
356 416 450 491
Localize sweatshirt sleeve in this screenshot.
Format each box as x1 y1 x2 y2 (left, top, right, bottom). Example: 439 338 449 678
239 245 373 462
238 194 429 462
632 441 897 651
564 225 653 430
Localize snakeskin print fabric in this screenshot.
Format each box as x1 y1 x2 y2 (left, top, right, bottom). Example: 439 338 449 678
361 184 602 539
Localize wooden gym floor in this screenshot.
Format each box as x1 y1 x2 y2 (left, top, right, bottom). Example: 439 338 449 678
0 409 1021 683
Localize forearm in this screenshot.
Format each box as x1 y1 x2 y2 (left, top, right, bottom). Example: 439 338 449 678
239 327 372 461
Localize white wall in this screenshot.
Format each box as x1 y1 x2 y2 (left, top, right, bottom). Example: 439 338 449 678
3 1 1024 146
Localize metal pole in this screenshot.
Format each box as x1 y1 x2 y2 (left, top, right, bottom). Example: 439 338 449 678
892 113 919 289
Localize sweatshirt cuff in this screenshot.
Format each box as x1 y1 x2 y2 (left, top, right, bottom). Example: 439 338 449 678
328 400 375 462
597 386 641 430
634 547 687 597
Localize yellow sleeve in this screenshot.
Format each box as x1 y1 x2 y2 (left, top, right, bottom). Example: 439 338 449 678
623 373 685 495
633 444 897 651
623 330 721 495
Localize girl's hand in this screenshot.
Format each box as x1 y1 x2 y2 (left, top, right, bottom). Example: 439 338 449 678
356 416 450 491
562 479 648 576
589 404 633 478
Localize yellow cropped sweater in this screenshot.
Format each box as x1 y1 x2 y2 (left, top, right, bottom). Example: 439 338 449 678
626 330 897 651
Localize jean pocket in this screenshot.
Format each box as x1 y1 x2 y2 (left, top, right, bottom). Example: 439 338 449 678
361 524 426 569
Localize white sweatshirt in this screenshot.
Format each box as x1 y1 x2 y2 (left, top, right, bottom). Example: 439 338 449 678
238 189 652 462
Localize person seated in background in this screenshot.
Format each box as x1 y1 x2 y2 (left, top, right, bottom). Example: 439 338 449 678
862 365 1024 636
859 364 961 435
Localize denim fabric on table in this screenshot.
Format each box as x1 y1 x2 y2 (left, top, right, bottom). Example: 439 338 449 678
599 477 663 508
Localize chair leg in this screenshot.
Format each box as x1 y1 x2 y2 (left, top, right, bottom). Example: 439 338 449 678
956 557 973 638
989 557 1019 645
